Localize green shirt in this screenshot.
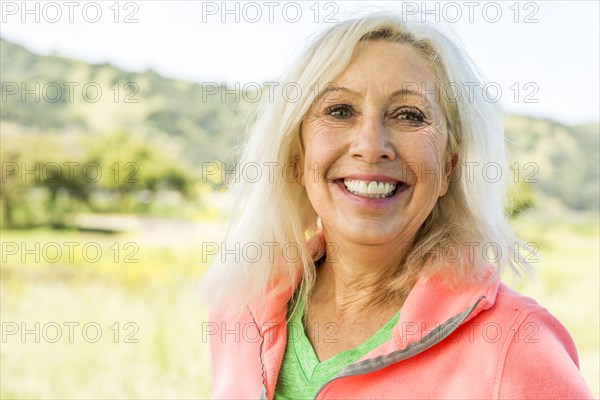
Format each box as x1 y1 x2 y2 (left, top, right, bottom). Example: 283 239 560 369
274 292 401 399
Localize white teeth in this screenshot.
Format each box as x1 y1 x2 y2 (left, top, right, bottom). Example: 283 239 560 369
367 181 377 194
343 179 397 198
358 181 368 194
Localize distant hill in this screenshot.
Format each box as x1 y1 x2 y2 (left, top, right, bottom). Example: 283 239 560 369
505 115 599 211
0 38 250 165
1 38 598 211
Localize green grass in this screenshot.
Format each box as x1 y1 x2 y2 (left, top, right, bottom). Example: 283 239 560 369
1 227 213 399
1 213 598 398
1 280 211 399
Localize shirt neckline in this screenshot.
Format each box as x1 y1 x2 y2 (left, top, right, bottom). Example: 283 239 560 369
288 287 401 381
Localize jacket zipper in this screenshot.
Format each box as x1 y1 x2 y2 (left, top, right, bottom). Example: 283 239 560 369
248 306 268 399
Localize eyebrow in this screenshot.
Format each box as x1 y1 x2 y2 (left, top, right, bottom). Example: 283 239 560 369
316 86 434 110
315 86 356 101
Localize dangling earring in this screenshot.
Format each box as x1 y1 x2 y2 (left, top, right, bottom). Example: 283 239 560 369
316 216 322 230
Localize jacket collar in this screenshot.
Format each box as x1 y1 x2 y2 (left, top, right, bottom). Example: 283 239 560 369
247 274 300 333
248 263 500 344
248 233 327 332
392 270 500 349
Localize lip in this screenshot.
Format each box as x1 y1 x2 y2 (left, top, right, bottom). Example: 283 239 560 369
337 174 404 184
333 177 411 209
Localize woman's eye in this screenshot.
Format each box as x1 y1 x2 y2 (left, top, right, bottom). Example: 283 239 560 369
393 107 425 123
326 104 354 118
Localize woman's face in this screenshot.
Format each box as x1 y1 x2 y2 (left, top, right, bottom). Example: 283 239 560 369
300 40 453 248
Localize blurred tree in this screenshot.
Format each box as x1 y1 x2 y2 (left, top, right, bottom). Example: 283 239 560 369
1 129 197 228
83 131 195 213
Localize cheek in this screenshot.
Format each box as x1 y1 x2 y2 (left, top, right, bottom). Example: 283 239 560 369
399 131 449 184
302 139 341 178
400 132 442 160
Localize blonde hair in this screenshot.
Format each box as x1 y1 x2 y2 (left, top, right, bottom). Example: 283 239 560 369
199 13 532 316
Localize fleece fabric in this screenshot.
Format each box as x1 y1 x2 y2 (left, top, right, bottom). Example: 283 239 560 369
209 270 594 399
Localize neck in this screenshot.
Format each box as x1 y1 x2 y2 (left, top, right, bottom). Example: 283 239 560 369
312 231 414 315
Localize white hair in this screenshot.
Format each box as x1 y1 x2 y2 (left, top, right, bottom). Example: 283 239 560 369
199 13 533 317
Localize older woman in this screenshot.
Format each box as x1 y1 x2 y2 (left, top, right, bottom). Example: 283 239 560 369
200 14 593 399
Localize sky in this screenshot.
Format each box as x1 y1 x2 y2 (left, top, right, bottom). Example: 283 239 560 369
1 0 599 125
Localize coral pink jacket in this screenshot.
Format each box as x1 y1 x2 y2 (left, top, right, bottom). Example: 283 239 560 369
209 272 593 399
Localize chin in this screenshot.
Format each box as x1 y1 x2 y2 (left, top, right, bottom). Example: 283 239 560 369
336 224 407 246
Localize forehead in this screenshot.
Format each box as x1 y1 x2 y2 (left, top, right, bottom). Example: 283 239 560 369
331 40 438 96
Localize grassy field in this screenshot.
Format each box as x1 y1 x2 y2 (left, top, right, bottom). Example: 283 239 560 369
1 220 216 399
1 213 598 398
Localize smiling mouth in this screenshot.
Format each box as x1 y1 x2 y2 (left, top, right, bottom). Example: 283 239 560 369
339 178 407 199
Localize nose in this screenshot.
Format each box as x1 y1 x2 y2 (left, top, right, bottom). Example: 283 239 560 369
349 114 395 163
